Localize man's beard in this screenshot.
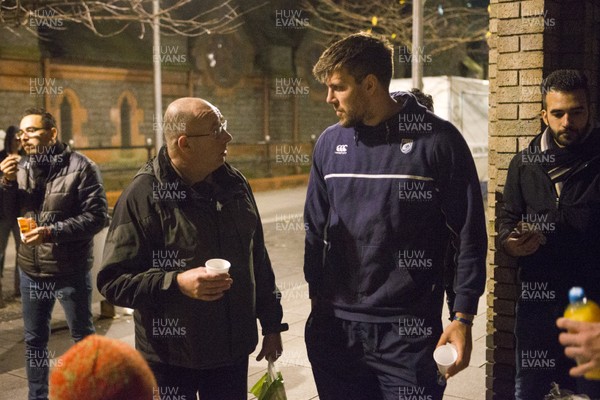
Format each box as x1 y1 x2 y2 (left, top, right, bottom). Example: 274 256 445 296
339 115 360 128
550 122 589 147
338 108 365 128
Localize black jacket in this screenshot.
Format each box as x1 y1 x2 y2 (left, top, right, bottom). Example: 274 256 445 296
97 147 285 369
498 127 600 300
1 142 108 277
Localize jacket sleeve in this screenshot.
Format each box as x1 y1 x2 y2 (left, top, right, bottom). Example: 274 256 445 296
497 154 524 249
50 161 108 242
303 135 329 299
97 180 179 309
244 181 287 335
433 123 487 316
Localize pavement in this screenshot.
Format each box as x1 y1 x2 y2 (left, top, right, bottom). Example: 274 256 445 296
0 186 487 400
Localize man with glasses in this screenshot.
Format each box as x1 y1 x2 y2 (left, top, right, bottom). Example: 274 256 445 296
98 97 287 399
0 108 108 399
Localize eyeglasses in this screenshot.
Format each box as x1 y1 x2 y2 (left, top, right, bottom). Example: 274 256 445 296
185 120 228 139
16 127 47 140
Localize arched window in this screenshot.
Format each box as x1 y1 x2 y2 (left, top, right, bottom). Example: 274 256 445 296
49 89 88 147
120 97 131 147
60 96 73 144
111 91 144 147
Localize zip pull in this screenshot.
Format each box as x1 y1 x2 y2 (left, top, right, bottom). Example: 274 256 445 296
216 201 223 212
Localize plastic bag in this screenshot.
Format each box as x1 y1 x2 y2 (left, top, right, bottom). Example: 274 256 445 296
250 360 288 400
544 382 590 400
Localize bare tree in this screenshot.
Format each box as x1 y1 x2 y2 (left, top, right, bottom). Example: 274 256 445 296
0 0 265 37
300 0 489 56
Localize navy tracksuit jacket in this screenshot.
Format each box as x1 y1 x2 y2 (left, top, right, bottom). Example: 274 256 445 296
304 91 487 322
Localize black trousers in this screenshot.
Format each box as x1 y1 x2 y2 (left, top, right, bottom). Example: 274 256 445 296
305 308 445 400
148 358 249 400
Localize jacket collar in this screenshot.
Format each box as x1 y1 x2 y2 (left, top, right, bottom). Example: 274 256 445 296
19 142 70 170
353 91 430 145
143 146 246 204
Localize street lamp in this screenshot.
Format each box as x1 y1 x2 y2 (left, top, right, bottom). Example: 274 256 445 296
146 137 154 160
265 135 272 177
152 0 163 152
412 0 425 90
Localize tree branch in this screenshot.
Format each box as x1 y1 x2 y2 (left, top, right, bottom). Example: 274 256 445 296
0 0 267 37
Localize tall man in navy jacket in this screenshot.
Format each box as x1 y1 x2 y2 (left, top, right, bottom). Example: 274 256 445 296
303 33 487 400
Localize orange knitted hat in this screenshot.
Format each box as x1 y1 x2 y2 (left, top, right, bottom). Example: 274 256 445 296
49 335 157 400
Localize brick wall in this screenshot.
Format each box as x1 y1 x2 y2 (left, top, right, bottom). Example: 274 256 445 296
487 1 600 399
0 58 43 129
487 2 545 398
198 76 335 144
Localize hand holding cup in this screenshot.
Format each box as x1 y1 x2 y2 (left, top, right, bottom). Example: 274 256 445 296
434 343 458 380
0 154 21 181
176 259 232 301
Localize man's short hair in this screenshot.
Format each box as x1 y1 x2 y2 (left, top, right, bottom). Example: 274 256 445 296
22 107 57 129
541 69 589 109
313 32 394 89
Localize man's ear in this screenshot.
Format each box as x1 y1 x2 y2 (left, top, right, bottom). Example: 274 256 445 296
541 109 548 126
362 74 378 94
176 134 190 151
50 127 58 143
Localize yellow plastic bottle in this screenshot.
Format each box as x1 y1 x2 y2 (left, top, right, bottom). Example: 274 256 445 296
564 287 600 380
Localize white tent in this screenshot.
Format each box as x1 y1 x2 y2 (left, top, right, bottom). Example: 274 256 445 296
390 76 489 183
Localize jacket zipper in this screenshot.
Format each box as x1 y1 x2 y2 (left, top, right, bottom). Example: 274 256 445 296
25 161 40 273
33 160 55 273
214 196 233 357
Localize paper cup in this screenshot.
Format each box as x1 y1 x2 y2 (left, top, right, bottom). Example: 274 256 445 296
433 344 458 376
17 217 36 241
205 258 231 275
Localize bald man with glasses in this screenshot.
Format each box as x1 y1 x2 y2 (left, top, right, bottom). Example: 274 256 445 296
98 97 287 400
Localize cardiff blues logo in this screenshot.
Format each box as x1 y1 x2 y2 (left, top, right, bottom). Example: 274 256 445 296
400 139 414 154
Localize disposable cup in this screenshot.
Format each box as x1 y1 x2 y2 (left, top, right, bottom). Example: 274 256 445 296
17 217 36 241
205 258 231 275
433 343 458 376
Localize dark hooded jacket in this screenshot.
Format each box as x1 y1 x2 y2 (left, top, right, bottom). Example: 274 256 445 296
498 126 600 302
97 147 286 369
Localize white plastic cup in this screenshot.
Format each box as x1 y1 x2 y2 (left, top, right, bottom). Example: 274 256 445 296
205 258 231 275
433 343 458 376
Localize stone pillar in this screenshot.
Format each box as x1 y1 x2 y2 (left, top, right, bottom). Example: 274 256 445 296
487 0 546 398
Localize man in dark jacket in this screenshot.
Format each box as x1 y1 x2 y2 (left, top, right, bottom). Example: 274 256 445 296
304 33 486 400
97 97 287 400
498 69 600 399
0 108 108 400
